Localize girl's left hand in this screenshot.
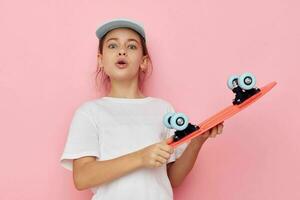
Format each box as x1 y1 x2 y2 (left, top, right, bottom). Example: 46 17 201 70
191 122 224 145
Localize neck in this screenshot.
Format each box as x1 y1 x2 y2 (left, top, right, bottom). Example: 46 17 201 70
107 77 145 99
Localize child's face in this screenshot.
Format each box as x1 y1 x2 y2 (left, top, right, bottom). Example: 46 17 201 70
98 28 148 82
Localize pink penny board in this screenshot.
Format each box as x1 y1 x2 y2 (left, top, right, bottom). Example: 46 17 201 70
167 81 277 148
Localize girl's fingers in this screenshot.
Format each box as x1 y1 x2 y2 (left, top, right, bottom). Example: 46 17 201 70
217 123 224 134
158 150 172 159
210 127 218 138
155 156 166 165
203 122 225 139
202 131 210 138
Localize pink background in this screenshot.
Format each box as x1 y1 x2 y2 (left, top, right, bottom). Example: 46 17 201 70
1 0 299 199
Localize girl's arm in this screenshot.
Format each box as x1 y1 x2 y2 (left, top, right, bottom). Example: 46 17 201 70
73 138 173 190
73 151 142 190
167 123 223 187
166 139 204 188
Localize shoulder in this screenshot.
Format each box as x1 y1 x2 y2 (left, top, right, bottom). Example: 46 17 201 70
74 99 101 115
149 96 175 110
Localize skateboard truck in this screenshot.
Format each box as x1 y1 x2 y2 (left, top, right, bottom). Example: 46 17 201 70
173 123 200 142
227 72 261 105
163 111 200 142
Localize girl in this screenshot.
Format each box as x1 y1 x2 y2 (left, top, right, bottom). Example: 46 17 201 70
60 18 224 200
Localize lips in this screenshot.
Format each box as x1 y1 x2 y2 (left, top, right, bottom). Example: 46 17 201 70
115 58 128 69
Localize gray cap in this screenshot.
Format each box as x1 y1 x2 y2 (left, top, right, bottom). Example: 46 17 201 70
95 18 146 41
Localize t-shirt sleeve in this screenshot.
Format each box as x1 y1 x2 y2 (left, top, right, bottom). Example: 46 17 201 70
165 103 190 164
60 108 101 171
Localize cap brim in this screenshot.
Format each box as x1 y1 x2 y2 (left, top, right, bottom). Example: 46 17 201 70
96 18 146 41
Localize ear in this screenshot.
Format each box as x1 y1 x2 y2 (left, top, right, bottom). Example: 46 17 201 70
140 55 149 71
97 53 103 68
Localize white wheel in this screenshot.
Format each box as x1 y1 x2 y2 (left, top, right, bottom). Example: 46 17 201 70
238 72 256 90
170 112 189 131
227 75 239 90
163 112 175 129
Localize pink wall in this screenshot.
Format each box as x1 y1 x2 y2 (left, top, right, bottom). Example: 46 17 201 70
1 0 299 199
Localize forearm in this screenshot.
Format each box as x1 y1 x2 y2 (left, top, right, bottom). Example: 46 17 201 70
75 151 142 190
167 140 204 187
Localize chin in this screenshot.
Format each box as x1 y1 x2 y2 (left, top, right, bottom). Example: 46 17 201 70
109 73 134 81
109 68 139 78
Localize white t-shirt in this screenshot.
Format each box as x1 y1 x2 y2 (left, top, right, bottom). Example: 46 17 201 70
60 96 190 200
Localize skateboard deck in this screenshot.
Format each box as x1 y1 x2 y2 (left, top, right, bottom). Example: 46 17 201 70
167 81 277 148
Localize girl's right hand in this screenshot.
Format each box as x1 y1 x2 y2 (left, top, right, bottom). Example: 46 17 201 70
136 138 174 168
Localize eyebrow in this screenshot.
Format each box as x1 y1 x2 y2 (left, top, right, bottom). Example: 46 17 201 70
105 38 140 44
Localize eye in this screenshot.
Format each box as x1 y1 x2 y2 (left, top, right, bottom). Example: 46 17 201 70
108 43 117 49
128 44 137 49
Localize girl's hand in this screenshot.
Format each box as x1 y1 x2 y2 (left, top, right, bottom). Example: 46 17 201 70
191 122 224 145
136 138 174 168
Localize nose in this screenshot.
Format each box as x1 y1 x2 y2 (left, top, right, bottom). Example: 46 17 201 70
118 47 127 56
118 51 126 56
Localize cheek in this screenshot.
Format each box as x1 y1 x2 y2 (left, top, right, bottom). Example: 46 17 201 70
102 54 114 66
130 54 143 65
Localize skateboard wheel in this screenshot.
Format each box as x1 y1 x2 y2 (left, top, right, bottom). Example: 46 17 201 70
227 75 239 90
163 112 175 129
238 72 256 90
170 112 189 131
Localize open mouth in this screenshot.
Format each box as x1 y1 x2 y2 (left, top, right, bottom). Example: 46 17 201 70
115 59 128 69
